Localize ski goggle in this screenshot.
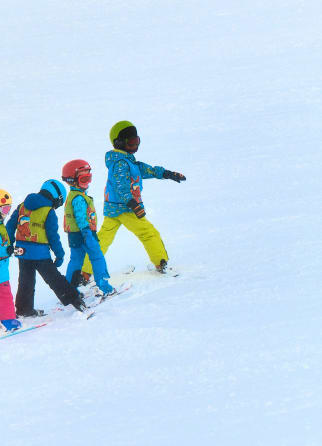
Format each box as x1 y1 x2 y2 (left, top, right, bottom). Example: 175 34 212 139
125 136 140 148
0 205 11 216
78 172 92 188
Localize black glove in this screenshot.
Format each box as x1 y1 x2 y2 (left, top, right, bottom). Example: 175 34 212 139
163 170 186 183
6 245 14 256
127 198 146 219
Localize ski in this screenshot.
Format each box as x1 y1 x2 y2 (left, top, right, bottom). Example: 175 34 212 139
122 265 135 275
88 282 132 308
82 308 96 319
51 304 95 320
0 322 48 340
86 311 95 320
147 263 180 277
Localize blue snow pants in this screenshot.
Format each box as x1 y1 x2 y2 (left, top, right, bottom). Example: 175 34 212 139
66 243 110 289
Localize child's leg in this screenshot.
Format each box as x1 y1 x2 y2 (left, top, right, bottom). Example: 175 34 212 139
15 259 37 316
66 246 86 286
36 259 80 306
83 237 113 294
0 281 16 320
82 217 121 275
119 213 169 266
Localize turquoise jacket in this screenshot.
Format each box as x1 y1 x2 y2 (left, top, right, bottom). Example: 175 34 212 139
0 221 10 284
66 187 98 248
70 187 91 231
104 149 165 217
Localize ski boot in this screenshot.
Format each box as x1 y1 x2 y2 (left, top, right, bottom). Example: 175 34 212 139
16 309 46 317
80 271 94 287
1 318 22 332
71 293 87 312
155 259 179 277
156 259 168 274
97 278 116 300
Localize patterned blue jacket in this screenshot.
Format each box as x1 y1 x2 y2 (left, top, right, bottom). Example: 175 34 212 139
104 149 165 218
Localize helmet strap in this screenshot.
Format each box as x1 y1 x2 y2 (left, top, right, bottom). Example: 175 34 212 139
40 182 63 209
113 138 126 150
62 176 76 186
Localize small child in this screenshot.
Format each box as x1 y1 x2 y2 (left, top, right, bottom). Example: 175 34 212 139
0 189 22 332
61 159 114 295
81 120 186 279
6 180 86 317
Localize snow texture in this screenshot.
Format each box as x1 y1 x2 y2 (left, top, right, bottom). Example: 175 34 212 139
1 0 322 445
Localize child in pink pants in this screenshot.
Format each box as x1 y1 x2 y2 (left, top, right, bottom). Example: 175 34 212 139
0 189 21 332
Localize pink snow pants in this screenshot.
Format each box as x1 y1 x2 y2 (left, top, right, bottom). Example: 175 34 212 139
0 281 16 320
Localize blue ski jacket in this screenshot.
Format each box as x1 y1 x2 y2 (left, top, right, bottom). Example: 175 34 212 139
6 193 65 261
104 149 165 218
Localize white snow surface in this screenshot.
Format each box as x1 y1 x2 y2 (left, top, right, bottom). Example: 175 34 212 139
1 0 322 445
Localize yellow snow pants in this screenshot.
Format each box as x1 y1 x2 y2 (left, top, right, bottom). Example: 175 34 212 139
82 213 169 275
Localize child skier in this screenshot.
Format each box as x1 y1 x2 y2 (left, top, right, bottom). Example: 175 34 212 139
0 189 22 332
6 180 86 317
81 120 186 279
61 159 114 295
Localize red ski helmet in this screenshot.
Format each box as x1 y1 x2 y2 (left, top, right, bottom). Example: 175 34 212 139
62 159 92 190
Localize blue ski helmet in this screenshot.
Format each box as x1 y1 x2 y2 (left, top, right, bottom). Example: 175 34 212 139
40 179 67 209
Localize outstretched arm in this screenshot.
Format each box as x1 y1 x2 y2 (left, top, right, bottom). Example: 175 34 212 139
137 161 186 182
137 161 165 179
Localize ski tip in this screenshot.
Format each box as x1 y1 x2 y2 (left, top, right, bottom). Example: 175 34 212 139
0 322 48 340
86 310 95 320
34 322 48 328
122 265 135 275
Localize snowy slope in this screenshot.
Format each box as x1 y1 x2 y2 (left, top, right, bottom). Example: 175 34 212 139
1 0 322 445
